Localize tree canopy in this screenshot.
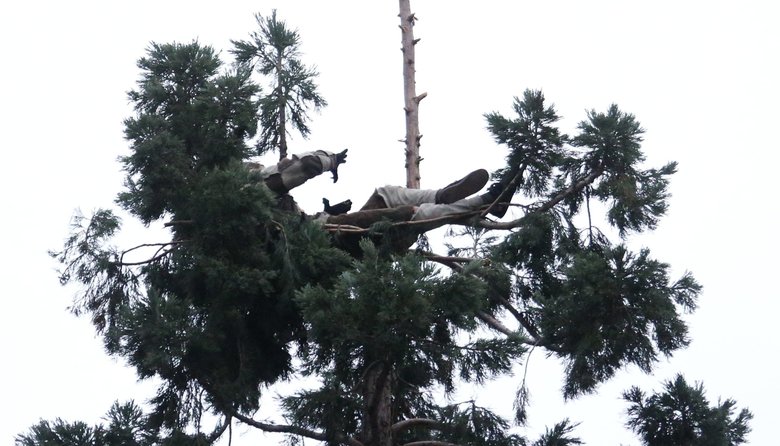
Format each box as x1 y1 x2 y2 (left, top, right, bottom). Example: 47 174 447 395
231 10 326 160
23 10 751 446
624 374 753 445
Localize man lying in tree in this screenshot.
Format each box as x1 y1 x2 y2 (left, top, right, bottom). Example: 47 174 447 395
245 149 511 231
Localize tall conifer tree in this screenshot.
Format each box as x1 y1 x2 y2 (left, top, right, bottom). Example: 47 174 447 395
22 10 751 446
624 375 753 445
231 10 326 160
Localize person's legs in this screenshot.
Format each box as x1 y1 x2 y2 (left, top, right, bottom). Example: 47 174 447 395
359 191 389 210
360 169 489 210
325 178 513 235
374 186 438 208
329 191 492 228
411 179 518 220
410 194 489 221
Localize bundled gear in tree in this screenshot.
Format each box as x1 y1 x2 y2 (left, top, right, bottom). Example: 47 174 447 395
247 151 510 227
245 150 514 256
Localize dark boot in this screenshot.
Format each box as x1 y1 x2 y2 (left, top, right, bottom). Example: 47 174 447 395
482 182 515 218
435 169 489 204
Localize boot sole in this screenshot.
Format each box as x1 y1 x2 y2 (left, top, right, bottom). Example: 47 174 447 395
436 169 489 204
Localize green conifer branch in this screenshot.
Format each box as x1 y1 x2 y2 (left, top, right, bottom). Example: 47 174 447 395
479 167 604 231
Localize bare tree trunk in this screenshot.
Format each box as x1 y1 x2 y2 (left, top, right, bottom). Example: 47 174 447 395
399 0 426 189
361 362 394 446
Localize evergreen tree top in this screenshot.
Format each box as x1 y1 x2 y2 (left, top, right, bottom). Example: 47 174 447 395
29 9 749 446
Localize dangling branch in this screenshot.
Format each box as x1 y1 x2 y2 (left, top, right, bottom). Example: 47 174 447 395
205 416 232 444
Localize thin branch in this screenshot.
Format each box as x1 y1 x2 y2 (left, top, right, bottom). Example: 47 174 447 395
150 242 171 265
486 290 523 325
533 167 604 214
486 289 543 342
521 343 537 391
116 241 187 266
480 166 526 218
479 167 604 230
120 241 184 257
228 409 364 446
117 249 173 267
420 250 541 345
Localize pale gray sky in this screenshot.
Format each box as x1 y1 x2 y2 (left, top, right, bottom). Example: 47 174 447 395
1 1 778 445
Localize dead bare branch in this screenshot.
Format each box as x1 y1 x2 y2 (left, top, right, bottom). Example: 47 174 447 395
117 240 186 266
228 409 364 446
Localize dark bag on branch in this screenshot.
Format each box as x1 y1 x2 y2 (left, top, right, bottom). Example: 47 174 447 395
323 198 352 215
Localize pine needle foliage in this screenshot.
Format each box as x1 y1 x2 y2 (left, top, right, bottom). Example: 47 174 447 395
46 38 350 441
530 419 583 446
16 401 164 446
485 89 702 399
31 13 749 446
120 42 260 224
231 10 326 159
624 374 753 445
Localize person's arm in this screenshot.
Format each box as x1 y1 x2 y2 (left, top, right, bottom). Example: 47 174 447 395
259 149 348 194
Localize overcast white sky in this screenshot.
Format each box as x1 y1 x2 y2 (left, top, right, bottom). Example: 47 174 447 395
1 1 778 445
